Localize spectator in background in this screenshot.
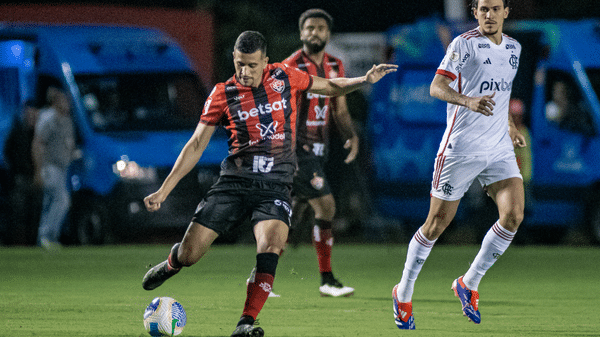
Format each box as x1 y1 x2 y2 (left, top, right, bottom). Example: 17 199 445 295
545 79 595 136
3 99 42 244
33 86 77 250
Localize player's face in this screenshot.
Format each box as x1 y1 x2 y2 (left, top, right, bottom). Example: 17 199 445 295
473 0 509 38
300 17 330 54
233 49 268 88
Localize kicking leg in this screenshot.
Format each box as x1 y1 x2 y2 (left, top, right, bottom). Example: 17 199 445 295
142 222 218 290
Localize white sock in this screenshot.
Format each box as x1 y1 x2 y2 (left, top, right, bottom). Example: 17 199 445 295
463 221 515 291
396 227 437 302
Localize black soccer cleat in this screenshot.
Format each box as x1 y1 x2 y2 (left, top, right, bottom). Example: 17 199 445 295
142 259 180 290
230 324 264 337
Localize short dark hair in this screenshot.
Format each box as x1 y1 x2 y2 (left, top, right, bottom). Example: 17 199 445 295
234 31 267 55
298 8 333 31
471 0 510 10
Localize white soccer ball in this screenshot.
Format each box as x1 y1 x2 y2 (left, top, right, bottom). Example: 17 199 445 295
143 297 187 336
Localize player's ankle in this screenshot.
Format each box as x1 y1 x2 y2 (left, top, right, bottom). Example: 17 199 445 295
237 315 255 326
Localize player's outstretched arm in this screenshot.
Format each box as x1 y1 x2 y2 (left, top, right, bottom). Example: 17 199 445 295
309 64 397 97
144 123 215 212
430 73 496 116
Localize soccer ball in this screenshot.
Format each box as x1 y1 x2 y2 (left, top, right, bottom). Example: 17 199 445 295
143 297 187 336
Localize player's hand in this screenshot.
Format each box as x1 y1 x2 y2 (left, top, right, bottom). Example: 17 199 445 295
510 125 527 148
468 92 495 116
365 64 398 84
343 135 359 164
144 190 167 212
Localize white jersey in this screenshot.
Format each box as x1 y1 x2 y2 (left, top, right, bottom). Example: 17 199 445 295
436 27 521 156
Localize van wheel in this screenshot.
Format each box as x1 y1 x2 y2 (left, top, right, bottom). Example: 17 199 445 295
74 200 111 245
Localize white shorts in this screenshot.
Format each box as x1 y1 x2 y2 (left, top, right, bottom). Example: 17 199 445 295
430 149 522 201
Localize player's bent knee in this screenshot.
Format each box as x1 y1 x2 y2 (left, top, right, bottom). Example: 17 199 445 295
500 208 524 231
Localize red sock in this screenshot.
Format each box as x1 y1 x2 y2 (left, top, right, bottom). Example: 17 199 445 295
242 273 274 319
313 226 333 273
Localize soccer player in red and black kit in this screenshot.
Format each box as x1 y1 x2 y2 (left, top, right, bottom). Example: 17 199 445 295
282 8 358 297
141 31 396 337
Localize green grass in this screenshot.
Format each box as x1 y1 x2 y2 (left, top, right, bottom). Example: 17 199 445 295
1 244 599 336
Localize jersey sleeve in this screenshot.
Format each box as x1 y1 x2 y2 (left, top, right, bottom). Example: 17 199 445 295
283 63 313 92
436 36 471 81
199 84 227 126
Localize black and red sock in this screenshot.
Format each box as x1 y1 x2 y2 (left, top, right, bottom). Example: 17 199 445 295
241 252 279 320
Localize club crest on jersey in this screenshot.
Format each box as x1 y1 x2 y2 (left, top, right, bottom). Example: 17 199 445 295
270 79 285 93
509 54 519 69
328 69 339 79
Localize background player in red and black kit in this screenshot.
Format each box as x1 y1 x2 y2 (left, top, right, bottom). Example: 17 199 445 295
283 8 358 297
141 31 396 337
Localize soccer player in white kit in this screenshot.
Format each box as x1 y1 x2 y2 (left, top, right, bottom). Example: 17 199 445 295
392 0 527 329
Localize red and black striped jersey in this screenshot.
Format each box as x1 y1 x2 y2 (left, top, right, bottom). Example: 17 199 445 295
200 63 312 183
283 50 345 159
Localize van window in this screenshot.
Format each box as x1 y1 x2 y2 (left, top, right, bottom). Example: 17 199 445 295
544 70 595 136
77 72 206 132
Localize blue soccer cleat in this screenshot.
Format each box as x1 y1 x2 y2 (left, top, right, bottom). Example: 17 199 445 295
392 285 415 330
451 276 481 324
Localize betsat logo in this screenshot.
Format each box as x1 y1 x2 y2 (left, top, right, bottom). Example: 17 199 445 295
237 98 288 121
479 78 513 93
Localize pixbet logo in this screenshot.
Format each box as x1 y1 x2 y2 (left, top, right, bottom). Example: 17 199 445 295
237 98 288 121
479 78 512 93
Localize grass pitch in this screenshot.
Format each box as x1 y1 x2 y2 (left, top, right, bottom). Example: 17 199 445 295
1 243 599 336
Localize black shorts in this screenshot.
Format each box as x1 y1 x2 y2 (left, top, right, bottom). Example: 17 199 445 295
191 176 293 236
292 159 331 201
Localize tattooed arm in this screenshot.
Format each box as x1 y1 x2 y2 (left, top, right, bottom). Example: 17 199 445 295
144 123 215 212
430 73 496 116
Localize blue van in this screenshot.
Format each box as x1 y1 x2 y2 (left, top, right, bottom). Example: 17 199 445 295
0 23 227 244
368 18 600 243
